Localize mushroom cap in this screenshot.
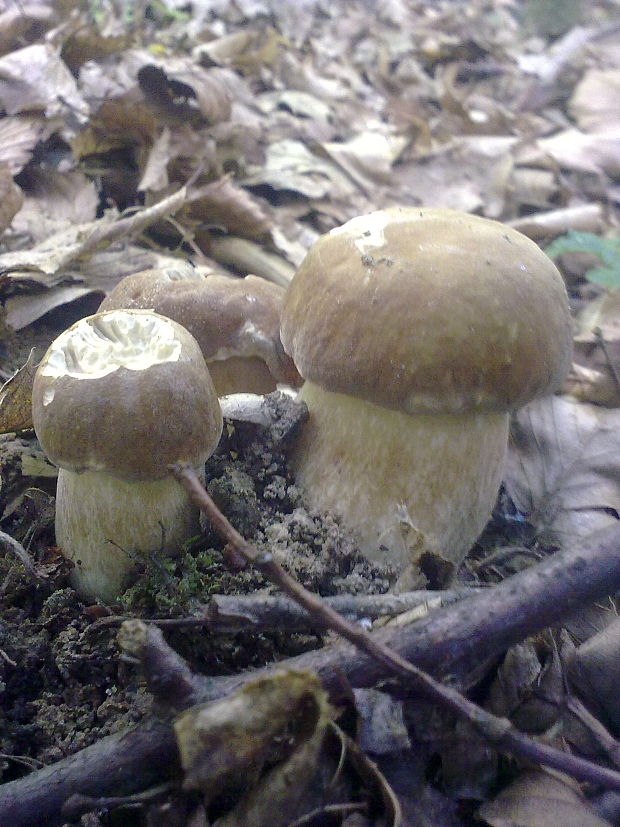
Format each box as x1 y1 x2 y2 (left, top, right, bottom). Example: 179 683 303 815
99 266 301 388
281 207 573 414
32 309 223 482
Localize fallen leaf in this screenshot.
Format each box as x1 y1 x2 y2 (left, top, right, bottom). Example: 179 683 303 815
0 161 22 236
11 168 98 245
4 285 104 332
478 769 613 826
184 175 273 240
529 128 620 176
138 58 231 127
0 349 37 433
504 396 620 545
173 670 331 803
0 1 56 56
0 115 51 175
243 139 356 200
570 69 620 132
569 616 620 731
0 42 87 122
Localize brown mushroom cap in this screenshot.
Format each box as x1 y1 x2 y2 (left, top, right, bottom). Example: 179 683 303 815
32 310 222 482
99 267 301 388
281 207 573 414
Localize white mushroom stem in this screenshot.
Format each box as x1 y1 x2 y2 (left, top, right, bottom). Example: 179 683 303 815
56 469 201 603
291 381 510 574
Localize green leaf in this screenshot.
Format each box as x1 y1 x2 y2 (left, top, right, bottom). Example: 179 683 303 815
545 230 620 288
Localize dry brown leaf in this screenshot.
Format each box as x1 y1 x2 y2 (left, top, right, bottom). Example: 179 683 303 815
173 670 330 803
138 59 231 127
576 291 620 347
243 139 356 200
5 285 104 332
11 168 98 245
321 131 408 189
353 688 411 755
563 363 620 408
0 161 22 236
195 30 256 66
71 91 157 163
184 176 273 241
0 2 56 57
256 89 331 121
0 42 87 122
527 128 620 176
137 126 172 193
487 635 575 737
478 769 613 826
569 617 620 732
487 643 544 721
394 136 517 216
508 167 558 210
505 396 620 545
568 292 620 406
0 349 37 433
570 70 620 132
0 114 51 175
61 25 130 76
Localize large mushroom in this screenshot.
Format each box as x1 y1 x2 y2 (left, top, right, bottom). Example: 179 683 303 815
32 309 223 602
99 265 301 396
280 207 573 578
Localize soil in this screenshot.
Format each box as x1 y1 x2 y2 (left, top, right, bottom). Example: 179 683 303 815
0 361 398 789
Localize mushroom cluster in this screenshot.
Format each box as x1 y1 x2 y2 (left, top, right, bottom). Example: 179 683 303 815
280 207 573 580
99 265 301 396
32 309 222 602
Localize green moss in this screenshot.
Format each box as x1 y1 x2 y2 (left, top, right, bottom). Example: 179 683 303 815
118 542 227 617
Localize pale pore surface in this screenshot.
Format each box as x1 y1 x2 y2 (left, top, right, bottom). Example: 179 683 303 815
56 469 199 602
293 382 510 574
41 311 181 385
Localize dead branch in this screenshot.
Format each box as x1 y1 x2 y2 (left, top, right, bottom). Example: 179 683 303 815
88 588 480 634
1 478 619 825
171 466 620 792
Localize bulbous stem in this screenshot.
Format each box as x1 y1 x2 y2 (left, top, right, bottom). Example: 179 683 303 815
291 381 509 575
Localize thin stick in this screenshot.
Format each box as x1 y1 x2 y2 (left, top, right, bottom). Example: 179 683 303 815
172 463 620 793
0 530 44 584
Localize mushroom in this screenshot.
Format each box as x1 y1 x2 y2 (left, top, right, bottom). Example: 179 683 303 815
32 309 223 602
280 207 573 578
99 264 301 396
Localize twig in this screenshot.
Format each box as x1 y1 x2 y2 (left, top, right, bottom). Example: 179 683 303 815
2 512 620 825
86 589 480 634
172 463 620 793
117 621 203 710
62 782 174 821
58 186 189 269
0 530 44 585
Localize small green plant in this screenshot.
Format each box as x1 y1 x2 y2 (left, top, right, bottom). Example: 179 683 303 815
545 230 620 289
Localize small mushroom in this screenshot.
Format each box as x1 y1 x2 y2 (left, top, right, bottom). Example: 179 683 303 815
99 265 301 396
280 207 573 578
32 309 223 602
